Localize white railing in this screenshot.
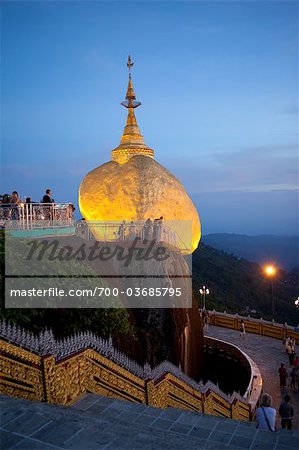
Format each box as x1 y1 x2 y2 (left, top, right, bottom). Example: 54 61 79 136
0 202 74 229
76 220 180 249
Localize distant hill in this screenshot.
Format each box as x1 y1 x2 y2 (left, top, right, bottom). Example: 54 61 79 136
193 242 299 326
202 234 299 272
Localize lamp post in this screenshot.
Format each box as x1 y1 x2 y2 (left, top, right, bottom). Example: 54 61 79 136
263 265 277 320
199 286 210 310
295 297 299 308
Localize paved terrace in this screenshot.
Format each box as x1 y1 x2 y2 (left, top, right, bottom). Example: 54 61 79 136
205 325 299 431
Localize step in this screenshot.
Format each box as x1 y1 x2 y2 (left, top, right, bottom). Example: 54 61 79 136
1 394 299 449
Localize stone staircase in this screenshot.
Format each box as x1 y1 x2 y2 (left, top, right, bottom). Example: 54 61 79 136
1 394 299 449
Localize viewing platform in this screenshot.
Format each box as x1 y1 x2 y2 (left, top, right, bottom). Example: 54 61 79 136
0 204 189 251
0 203 74 227
0 203 75 238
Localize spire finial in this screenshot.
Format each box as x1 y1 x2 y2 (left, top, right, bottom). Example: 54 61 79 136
127 55 134 78
121 55 141 109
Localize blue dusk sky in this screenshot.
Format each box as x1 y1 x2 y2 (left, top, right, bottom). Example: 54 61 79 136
1 1 298 235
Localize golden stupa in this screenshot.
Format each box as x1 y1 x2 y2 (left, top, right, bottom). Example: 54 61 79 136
79 57 201 253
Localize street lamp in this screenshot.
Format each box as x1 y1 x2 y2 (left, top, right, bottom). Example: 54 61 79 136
199 286 210 310
295 297 299 308
263 264 277 320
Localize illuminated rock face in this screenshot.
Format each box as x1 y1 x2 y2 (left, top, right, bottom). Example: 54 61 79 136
79 155 200 253
79 57 201 253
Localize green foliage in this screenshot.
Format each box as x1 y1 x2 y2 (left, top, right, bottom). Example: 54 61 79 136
0 231 132 338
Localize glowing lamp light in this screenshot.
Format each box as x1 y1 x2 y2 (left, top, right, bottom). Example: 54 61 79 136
264 265 277 277
199 287 210 295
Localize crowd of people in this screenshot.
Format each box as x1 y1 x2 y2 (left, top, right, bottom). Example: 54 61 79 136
117 217 177 244
0 189 75 221
279 336 299 394
257 334 298 432
0 189 55 206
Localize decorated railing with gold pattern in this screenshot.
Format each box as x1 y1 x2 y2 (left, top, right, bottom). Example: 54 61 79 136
206 310 299 344
0 320 261 421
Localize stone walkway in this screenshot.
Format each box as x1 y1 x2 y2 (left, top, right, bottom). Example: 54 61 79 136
205 325 299 430
1 392 299 449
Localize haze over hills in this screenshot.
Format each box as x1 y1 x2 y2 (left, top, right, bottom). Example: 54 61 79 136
202 234 299 272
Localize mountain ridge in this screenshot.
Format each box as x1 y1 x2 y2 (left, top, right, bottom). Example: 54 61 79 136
202 233 299 272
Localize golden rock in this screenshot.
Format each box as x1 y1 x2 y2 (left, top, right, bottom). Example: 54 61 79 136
79 57 201 253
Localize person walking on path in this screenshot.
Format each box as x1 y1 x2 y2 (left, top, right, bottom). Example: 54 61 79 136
278 363 288 389
239 320 246 339
286 339 296 365
201 309 210 331
279 395 294 430
256 393 276 432
283 323 288 341
290 367 297 392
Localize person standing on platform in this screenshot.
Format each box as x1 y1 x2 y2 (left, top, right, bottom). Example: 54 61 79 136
278 363 288 389
128 221 135 241
153 219 159 242
143 218 152 241
279 395 294 430
10 191 22 220
42 189 54 220
42 189 54 204
118 220 126 241
256 393 276 432
157 216 163 242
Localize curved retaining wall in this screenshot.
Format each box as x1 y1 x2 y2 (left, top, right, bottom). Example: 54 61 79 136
204 336 262 412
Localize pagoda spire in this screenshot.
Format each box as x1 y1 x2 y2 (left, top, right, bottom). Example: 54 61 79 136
111 56 154 164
